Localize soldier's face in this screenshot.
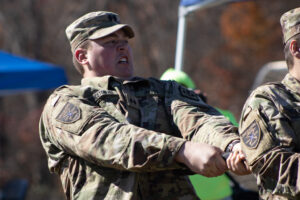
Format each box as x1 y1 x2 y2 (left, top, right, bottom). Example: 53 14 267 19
86 29 134 79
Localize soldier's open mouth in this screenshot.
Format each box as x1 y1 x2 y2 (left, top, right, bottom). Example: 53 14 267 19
119 56 128 63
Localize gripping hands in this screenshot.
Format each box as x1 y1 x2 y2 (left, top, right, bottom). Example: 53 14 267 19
175 141 251 177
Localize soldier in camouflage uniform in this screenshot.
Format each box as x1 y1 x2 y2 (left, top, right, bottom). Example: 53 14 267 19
39 11 250 200
239 7 300 200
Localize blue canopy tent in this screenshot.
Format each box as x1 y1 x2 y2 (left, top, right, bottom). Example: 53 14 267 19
0 51 67 95
0 51 67 199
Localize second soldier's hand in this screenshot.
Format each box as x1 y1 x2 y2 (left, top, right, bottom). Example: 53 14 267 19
226 143 251 175
175 141 227 177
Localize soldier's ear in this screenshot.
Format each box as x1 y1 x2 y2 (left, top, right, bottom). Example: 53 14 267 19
75 48 88 65
290 40 300 56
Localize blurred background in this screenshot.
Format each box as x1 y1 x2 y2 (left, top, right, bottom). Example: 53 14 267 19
0 0 299 199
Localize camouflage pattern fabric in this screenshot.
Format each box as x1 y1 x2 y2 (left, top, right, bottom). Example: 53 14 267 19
65 11 134 53
239 73 300 199
280 7 300 44
39 75 239 200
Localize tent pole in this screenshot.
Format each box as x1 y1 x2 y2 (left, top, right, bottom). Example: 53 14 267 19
174 0 236 72
174 6 187 72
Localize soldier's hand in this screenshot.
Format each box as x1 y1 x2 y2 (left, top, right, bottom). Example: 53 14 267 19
226 143 251 175
175 141 227 177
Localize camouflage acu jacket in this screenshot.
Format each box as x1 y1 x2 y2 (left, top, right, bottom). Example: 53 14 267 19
239 73 300 200
39 75 238 200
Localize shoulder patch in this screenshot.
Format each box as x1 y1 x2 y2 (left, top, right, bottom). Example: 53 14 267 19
55 102 81 123
179 86 199 101
241 120 261 149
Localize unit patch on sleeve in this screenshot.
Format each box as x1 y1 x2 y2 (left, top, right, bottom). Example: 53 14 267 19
55 102 81 123
241 120 261 149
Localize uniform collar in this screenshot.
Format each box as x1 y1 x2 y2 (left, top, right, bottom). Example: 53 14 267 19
81 75 111 89
81 75 149 90
282 73 300 95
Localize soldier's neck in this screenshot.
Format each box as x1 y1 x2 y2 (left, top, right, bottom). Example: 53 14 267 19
289 61 300 81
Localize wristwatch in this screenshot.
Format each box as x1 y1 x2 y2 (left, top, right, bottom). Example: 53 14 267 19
225 140 240 152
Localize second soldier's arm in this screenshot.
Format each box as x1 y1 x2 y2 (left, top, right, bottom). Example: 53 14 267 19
239 87 300 198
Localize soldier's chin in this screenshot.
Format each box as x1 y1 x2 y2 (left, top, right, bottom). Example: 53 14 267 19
118 61 129 65
118 69 133 79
